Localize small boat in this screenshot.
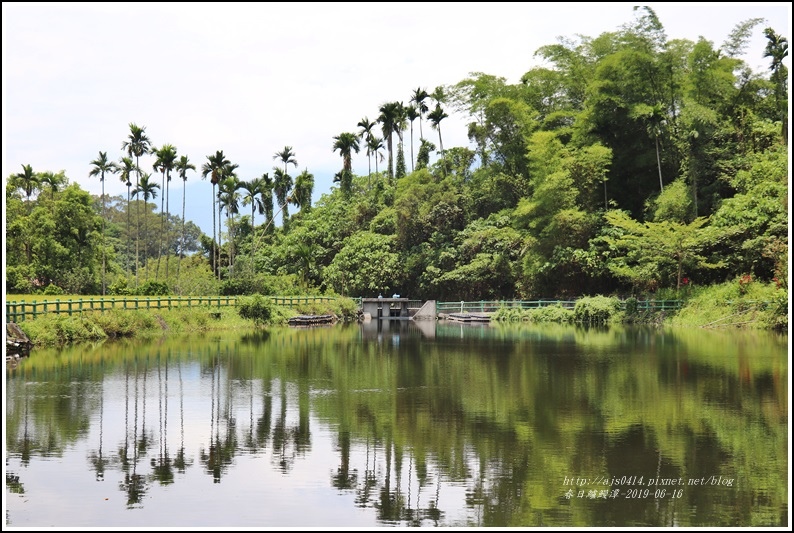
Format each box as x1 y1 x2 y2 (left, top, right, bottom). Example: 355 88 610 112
446 312 491 323
288 314 336 327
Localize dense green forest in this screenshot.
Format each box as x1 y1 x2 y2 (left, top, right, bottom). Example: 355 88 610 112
5 9 789 308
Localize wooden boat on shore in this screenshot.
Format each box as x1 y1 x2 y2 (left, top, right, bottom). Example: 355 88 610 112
288 314 336 327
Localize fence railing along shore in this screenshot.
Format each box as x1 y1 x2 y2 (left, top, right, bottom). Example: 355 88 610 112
6 296 685 323
4 296 339 323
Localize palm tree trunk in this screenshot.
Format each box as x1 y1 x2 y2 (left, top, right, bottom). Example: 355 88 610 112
156 170 165 280
218 198 223 281
656 136 663 192
135 157 141 289
165 178 171 281
101 179 106 296
178 180 186 290
410 125 414 173
211 184 217 279
127 186 132 283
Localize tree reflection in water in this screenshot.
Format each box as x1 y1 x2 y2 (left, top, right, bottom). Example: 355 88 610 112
4 325 789 527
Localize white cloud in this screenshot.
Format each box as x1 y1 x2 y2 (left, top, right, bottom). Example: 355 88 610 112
4 2 790 237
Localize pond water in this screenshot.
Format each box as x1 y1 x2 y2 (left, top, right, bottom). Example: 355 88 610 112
4 320 789 528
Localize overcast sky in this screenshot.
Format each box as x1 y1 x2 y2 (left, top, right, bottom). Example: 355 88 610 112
3 2 791 237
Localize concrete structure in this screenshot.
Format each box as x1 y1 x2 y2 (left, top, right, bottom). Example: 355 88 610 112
360 298 437 321
412 300 436 320
361 297 410 319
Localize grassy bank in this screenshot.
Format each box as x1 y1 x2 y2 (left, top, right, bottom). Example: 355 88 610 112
490 280 788 331
9 282 786 349
14 296 360 348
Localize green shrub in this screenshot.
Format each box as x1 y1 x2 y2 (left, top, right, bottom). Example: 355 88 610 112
237 294 275 325
573 295 621 324
43 283 65 296
137 281 170 296
108 278 132 296
220 278 250 296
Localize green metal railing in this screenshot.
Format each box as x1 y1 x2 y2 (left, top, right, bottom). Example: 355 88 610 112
436 299 683 314
5 296 340 323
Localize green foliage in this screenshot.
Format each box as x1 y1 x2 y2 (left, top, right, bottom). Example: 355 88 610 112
573 295 622 324
236 294 275 325
294 296 359 320
137 281 170 296
492 304 574 323
602 209 722 291
415 139 435 170
220 278 250 296
20 314 107 345
108 277 133 296
670 279 787 331
323 231 400 296
43 283 65 296
649 178 693 222
395 143 406 179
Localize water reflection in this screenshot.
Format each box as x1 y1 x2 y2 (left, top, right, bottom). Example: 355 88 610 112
5 323 788 527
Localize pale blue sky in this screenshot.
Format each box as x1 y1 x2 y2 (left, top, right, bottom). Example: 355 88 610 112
3 2 790 237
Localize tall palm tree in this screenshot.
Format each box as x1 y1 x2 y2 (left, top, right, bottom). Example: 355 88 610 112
393 102 408 179
357 116 377 178
118 156 136 279
406 105 419 173
11 164 40 211
410 87 430 140
89 151 119 295
428 103 449 163
121 123 152 288
201 150 231 276
378 102 401 180
240 177 266 266
333 132 360 196
240 177 266 234
332 132 360 175
38 170 66 204
273 146 298 175
367 135 385 179
260 172 275 233
291 168 315 213
272 167 294 228
272 146 297 231
152 144 178 280
217 175 241 278
175 154 196 279
131 172 160 282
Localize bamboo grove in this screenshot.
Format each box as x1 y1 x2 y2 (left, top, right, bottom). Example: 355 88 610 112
5 9 789 306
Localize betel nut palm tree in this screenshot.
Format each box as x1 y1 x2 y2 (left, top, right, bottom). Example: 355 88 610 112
152 143 178 279
332 132 360 195
121 122 152 288
175 154 196 279
89 151 119 295
357 116 377 179
131 171 160 282
202 150 232 276
272 145 298 228
117 156 136 280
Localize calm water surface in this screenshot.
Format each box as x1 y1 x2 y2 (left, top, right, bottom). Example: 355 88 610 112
4 320 789 527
